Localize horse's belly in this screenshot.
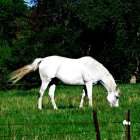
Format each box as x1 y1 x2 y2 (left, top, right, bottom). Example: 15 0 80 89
56 68 84 85
59 77 84 85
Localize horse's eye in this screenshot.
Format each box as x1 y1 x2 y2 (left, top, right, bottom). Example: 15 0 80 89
115 96 119 99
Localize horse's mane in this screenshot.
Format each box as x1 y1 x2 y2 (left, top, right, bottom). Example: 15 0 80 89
82 57 117 91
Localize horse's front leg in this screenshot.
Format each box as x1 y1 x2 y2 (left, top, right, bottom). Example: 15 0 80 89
86 81 93 107
38 81 50 110
79 86 87 108
48 84 58 110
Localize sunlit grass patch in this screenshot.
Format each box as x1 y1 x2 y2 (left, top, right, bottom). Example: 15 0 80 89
0 84 140 139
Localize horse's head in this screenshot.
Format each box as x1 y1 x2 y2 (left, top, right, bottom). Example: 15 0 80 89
107 87 120 107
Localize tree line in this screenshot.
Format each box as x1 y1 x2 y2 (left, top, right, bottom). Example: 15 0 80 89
0 0 140 89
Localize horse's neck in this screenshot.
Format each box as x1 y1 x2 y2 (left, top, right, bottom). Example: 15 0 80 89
100 75 117 92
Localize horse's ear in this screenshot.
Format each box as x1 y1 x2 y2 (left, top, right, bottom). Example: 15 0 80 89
116 86 120 95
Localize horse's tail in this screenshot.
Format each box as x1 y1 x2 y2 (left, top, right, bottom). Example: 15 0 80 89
9 58 43 85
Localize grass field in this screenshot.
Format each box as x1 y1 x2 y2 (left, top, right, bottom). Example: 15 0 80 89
0 84 140 140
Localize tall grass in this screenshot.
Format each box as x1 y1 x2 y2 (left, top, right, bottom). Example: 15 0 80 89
0 84 140 140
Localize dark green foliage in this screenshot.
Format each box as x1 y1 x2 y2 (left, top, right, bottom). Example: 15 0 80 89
0 0 139 89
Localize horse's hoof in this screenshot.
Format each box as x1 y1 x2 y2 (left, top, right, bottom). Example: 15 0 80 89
37 106 42 110
38 108 42 110
54 107 58 110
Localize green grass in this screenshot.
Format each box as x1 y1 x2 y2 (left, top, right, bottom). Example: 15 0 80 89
0 84 140 140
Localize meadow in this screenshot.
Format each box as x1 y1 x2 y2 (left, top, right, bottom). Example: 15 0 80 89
0 84 140 140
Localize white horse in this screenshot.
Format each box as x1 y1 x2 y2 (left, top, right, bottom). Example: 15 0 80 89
9 56 120 109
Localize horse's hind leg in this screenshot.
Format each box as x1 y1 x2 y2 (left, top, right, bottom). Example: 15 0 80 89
48 84 58 110
38 80 50 110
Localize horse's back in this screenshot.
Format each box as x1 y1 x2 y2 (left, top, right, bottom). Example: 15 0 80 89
39 56 63 79
38 56 86 84
38 56 108 84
